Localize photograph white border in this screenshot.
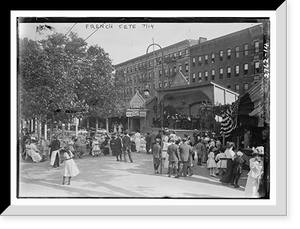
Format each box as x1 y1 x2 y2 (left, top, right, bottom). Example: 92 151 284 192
6 5 287 215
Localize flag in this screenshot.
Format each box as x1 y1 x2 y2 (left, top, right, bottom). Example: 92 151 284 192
220 99 240 138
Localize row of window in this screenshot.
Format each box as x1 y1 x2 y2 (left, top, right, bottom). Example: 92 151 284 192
229 83 249 94
191 41 261 66
125 64 187 84
123 45 262 84
119 49 190 74
191 62 260 83
119 40 261 76
126 61 260 85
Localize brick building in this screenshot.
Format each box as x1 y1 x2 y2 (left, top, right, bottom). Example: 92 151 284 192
114 24 264 132
115 39 201 99
189 24 263 95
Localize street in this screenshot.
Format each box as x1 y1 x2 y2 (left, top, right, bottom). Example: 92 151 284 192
19 152 248 198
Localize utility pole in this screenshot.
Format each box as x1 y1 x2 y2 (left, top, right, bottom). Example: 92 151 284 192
146 42 164 174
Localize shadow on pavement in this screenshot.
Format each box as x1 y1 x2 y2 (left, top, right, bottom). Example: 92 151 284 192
117 153 246 193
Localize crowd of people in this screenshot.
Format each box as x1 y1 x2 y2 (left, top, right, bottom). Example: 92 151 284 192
20 128 266 197
152 113 207 130
143 128 266 198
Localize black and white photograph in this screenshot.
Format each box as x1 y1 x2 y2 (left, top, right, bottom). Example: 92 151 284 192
6 7 288 217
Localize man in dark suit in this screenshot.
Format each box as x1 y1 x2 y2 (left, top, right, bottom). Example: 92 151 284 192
110 133 123 161
178 138 193 177
49 135 61 168
152 139 162 174
167 138 180 178
150 130 156 154
146 132 151 154
122 131 133 163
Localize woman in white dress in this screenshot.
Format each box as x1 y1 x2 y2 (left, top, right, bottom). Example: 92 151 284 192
61 149 80 185
113 123 118 133
25 141 42 163
244 147 264 197
133 130 141 153
215 151 227 176
118 123 123 133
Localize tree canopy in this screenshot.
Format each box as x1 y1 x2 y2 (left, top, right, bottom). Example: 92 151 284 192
19 31 127 125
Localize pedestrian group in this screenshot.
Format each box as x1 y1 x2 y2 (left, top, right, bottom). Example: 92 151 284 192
20 128 265 197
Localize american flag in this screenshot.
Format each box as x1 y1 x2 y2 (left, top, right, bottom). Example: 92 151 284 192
220 99 240 138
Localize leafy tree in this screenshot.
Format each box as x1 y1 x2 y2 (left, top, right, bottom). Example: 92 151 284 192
19 31 128 135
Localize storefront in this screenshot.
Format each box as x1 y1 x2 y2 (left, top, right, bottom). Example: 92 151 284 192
126 92 149 132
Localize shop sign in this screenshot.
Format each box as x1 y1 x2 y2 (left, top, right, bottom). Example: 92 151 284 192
139 111 147 117
126 108 147 117
126 111 133 117
132 110 140 116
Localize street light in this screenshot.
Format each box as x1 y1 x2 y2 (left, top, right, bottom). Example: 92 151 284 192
146 43 164 174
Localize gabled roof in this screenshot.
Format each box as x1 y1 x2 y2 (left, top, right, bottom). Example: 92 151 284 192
170 71 190 88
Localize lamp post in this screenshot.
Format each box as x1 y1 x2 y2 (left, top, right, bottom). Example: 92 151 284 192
146 43 164 174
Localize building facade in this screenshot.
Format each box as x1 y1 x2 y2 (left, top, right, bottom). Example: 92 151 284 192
189 24 263 96
114 24 264 132
115 39 201 99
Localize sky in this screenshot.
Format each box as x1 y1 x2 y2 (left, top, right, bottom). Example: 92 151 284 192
19 22 261 65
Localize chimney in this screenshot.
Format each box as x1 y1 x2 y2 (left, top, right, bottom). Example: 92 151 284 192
198 37 207 44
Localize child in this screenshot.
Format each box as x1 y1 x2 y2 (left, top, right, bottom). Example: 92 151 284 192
232 151 245 188
207 147 217 177
92 137 101 157
60 148 80 185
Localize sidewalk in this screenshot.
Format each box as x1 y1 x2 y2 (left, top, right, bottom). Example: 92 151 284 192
19 152 247 198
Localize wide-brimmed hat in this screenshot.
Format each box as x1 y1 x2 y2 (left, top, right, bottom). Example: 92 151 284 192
170 138 176 143
236 151 243 157
256 146 264 155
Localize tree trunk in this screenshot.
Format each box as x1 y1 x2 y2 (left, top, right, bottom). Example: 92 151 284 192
96 118 99 133
75 118 78 137
37 116 41 141
44 122 47 140
50 122 53 141
62 123 65 138
106 118 109 133
30 119 34 133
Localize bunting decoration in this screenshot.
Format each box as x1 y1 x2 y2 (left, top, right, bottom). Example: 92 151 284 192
238 79 265 127
220 99 240 138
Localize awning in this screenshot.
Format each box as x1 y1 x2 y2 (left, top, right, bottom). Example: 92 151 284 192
238 79 267 127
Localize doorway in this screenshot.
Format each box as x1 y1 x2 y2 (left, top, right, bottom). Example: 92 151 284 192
131 117 140 132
